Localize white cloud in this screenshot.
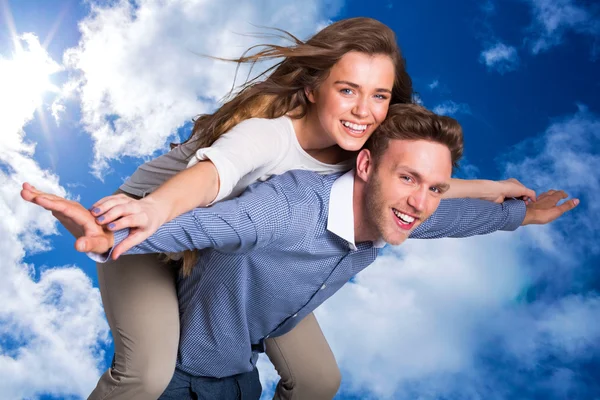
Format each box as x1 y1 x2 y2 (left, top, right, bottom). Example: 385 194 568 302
479 42 519 74
526 0 600 54
412 93 424 105
433 100 471 116
314 105 600 399
62 0 342 178
0 34 109 399
503 104 599 255
428 79 439 90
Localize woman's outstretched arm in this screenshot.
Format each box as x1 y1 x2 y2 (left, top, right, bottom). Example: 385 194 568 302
442 177 536 203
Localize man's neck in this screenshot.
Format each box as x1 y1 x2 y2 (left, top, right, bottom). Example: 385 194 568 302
352 174 379 243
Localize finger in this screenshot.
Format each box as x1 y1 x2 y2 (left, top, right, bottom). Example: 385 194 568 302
537 191 552 201
556 190 568 200
113 230 149 259
21 187 57 203
524 188 537 202
105 214 147 231
557 198 579 215
91 194 131 213
21 188 36 202
32 195 68 213
96 203 139 225
75 235 111 254
24 184 49 197
91 195 133 216
541 198 580 224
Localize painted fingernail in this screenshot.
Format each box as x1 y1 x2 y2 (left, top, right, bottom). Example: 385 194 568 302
108 223 116 230
573 199 580 206
92 208 101 214
97 216 105 222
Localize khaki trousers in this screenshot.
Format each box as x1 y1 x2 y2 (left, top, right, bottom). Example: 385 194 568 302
89 254 341 400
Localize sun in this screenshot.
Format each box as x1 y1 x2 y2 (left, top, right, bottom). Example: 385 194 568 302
2 33 61 107
0 33 62 137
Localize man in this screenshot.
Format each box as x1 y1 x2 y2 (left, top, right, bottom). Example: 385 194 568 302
22 104 578 399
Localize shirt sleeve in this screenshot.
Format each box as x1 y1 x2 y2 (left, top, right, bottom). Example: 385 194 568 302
93 177 294 262
186 118 288 203
410 198 526 239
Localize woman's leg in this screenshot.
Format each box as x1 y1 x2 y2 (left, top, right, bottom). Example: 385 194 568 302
88 253 180 400
265 313 341 400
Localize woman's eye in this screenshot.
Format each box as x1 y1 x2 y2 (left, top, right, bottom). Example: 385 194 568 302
340 88 354 95
374 94 388 100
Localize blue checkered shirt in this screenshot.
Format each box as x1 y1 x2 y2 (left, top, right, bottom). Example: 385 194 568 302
107 170 525 378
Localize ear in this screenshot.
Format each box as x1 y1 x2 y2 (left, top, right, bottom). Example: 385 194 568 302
305 86 316 104
355 149 374 183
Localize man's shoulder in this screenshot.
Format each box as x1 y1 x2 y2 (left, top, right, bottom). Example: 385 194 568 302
267 170 341 193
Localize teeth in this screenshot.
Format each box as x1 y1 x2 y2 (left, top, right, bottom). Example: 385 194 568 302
393 209 415 224
342 121 367 131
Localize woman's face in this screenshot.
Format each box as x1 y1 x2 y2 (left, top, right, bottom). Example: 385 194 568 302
307 51 395 151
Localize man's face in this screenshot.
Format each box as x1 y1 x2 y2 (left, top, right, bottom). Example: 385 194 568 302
364 139 453 245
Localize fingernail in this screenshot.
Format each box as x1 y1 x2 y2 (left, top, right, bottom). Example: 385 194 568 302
573 199 580 206
76 241 85 251
108 223 116 230
97 216 105 222
92 207 101 214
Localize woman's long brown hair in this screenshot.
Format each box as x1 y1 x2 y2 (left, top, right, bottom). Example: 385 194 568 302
179 17 414 275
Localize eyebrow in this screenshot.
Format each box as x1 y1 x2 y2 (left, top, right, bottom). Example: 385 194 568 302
398 166 451 192
334 80 392 94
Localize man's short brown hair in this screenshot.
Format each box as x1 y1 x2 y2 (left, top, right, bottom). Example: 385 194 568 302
366 103 464 168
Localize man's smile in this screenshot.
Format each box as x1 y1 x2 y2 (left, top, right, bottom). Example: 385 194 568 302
392 208 418 230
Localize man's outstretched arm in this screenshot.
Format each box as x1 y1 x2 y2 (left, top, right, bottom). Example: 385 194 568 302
411 190 578 240
21 178 294 260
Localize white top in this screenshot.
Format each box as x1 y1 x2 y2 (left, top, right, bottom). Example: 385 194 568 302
187 116 354 203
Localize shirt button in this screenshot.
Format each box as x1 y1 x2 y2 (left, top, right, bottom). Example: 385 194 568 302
321 284 326 290
292 313 298 318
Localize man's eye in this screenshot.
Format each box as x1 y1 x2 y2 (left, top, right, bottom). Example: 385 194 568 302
430 187 440 193
401 176 412 182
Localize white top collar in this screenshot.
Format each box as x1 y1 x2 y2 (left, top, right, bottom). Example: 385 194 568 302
327 170 385 250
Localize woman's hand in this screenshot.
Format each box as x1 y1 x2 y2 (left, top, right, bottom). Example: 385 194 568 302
90 194 168 257
488 178 537 203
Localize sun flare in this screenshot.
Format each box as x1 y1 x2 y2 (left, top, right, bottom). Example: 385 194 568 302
0 33 62 135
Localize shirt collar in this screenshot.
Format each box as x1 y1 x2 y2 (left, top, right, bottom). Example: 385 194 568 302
327 170 386 250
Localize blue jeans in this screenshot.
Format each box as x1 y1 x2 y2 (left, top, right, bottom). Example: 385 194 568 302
159 367 262 400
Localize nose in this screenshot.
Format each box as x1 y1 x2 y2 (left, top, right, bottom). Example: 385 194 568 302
407 187 427 213
352 96 369 119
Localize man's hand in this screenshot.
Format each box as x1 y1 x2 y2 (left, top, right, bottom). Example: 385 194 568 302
522 190 579 225
20 182 115 255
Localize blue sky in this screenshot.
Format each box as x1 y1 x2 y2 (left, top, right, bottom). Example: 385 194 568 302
0 0 599 399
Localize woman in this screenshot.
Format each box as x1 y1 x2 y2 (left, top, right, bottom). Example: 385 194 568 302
88 17 534 400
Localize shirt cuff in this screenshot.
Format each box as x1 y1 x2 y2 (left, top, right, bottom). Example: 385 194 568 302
86 229 131 263
501 199 526 231
186 147 236 204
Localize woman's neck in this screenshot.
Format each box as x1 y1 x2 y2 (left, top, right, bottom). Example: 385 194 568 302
291 110 355 165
